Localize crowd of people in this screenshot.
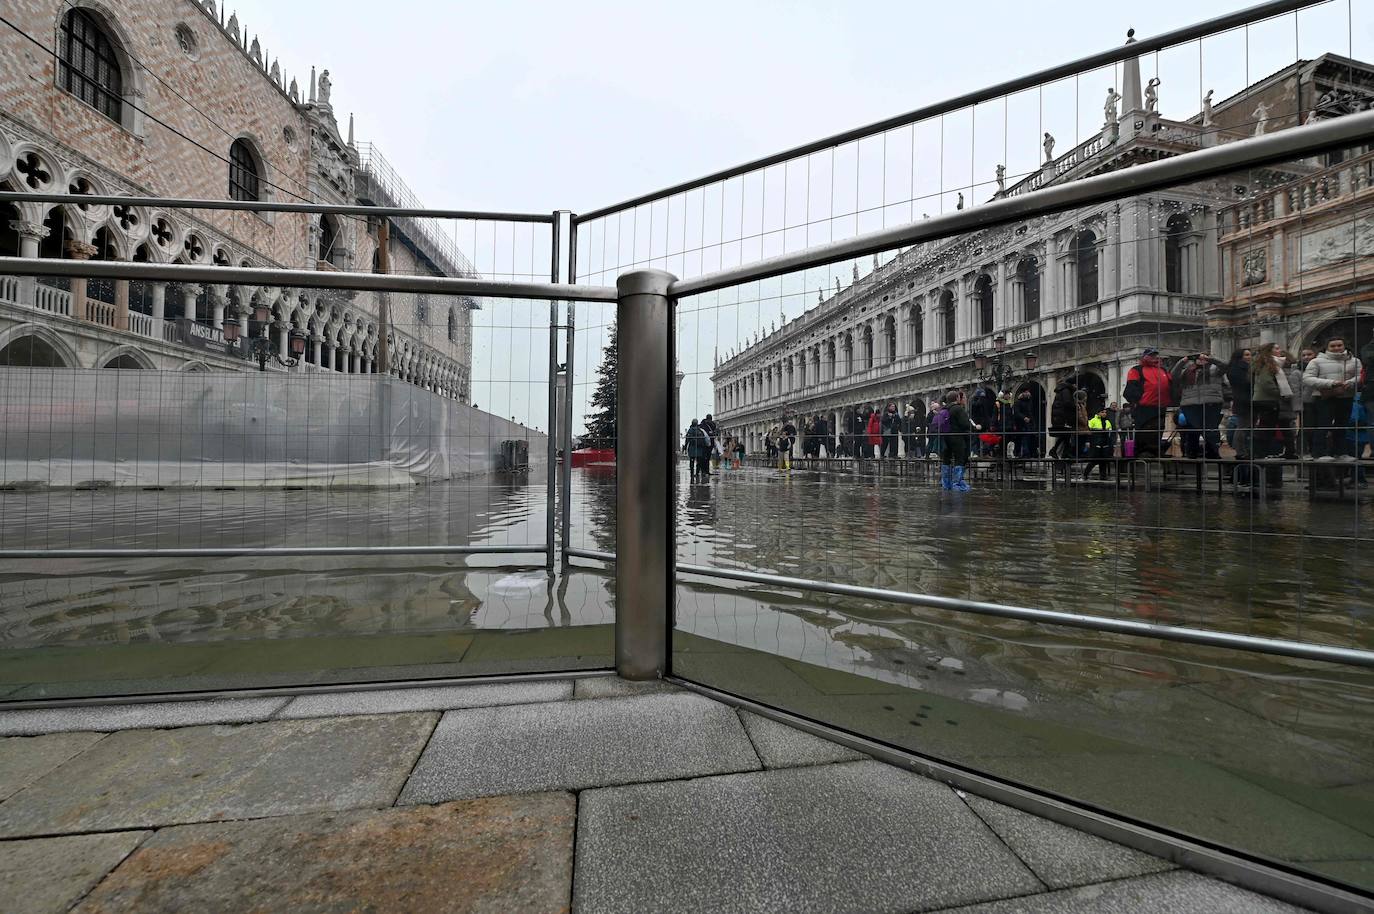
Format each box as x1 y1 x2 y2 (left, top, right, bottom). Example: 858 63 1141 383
684 334 1372 492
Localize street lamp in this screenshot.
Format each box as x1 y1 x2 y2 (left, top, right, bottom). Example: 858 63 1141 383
970 337 1038 392
224 306 306 371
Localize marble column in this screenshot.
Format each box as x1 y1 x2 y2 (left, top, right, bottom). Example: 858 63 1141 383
9 220 47 306
64 240 97 322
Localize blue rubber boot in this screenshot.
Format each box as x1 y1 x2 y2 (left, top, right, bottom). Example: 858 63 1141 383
940 464 953 490
952 465 971 492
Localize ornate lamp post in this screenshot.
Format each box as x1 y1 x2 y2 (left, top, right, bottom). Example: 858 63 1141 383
971 334 1038 392
223 303 307 371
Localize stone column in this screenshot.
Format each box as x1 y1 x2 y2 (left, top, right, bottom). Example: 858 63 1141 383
9 220 47 305
64 240 97 322
181 287 200 325
277 323 289 363
113 279 130 331
149 282 167 337
210 285 228 330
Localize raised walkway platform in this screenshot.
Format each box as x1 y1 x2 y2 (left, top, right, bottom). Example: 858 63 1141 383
0 676 1314 913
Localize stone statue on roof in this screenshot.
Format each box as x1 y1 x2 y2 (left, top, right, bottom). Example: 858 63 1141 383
1104 87 1123 124
1252 100 1271 136
995 164 1006 193
1201 89 1215 127
318 69 333 107
1145 78 1160 114
1043 132 1055 163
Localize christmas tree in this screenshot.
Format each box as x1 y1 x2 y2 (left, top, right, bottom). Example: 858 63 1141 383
585 321 618 450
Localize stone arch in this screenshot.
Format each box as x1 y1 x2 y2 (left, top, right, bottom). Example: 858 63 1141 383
97 344 155 369
0 323 81 367
1063 368 1108 416
1294 311 1374 355
178 359 212 372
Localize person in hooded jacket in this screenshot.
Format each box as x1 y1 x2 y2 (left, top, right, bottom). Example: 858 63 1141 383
683 419 711 481
880 402 901 458
1171 352 1226 460
1012 389 1039 458
926 404 943 460
1048 381 1077 459
1124 348 1175 459
1304 336 1363 460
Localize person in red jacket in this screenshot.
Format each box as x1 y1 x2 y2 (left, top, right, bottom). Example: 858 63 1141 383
865 406 882 458
1123 347 1175 458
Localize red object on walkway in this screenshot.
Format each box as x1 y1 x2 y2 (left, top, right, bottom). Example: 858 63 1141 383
571 448 616 467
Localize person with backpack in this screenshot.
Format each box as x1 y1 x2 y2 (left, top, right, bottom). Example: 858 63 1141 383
926 402 944 461
940 389 976 491
1123 348 1175 459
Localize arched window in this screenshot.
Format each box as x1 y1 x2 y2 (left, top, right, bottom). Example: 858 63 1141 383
1017 257 1040 322
841 332 853 376
940 290 956 346
319 214 341 267
0 335 69 367
228 139 261 202
975 274 995 335
884 315 897 363
861 325 874 369
103 353 147 369
1165 214 1191 294
1076 230 1099 306
59 9 123 124
910 306 924 355
447 307 457 342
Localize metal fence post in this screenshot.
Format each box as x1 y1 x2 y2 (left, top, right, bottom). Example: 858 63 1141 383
560 219 579 567
615 269 676 680
546 212 562 570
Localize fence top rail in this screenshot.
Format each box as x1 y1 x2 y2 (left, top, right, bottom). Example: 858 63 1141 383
0 257 617 303
668 106 1374 299
0 191 556 224
574 0 1327 224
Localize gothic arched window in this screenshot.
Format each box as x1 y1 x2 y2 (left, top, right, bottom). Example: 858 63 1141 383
59 9 124 124
447 307 457 342
910 305 924 355
229 139 261 202
1076 230 1099 306
319 214 341 266
884 315 897 363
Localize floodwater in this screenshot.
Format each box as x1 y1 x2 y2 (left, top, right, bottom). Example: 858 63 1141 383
2 464 1372 889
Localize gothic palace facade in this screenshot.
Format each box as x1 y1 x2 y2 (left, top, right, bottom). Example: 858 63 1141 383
712 50 1374 452
0 0 473 396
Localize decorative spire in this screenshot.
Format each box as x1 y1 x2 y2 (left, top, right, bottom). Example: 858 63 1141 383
347 113 355 146
1121 28 1142 113
289 77 299 103
227 11 238 41
270 58 280 84
249 35 260 65
309 66 316 103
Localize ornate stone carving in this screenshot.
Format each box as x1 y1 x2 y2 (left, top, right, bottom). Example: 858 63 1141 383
995 164 1005 193
1252 100 1271 137
1201 89 1214 127
1145 77 1160 114
318 69 332 107
1242 249 1267 286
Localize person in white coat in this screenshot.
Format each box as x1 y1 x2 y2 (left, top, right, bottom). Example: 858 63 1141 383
1303 337 1362 460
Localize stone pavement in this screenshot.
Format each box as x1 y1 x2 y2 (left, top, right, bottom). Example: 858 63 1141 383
0 676 1319 913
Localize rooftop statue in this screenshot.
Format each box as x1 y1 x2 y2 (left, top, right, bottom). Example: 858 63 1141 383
1104 87 1122 124
1043 132 1055 163
1201 89 1215 127
1145 78 1160 114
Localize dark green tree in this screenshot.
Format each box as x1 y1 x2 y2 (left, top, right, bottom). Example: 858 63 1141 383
585 321 618 449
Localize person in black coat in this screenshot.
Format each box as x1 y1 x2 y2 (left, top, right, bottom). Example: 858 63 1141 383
1049 381 1077 459
880 402 901 459
969 389 995 455
1013 389 1039 458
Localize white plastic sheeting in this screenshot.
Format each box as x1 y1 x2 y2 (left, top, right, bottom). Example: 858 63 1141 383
0 368 546 487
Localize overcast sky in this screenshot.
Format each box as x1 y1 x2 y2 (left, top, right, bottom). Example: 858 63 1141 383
227 0 1366 433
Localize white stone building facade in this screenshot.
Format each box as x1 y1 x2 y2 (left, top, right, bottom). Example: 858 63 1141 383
712 52 1374 452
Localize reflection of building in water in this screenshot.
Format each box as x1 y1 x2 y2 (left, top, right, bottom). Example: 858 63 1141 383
0 0 473 398
712 49 1374 451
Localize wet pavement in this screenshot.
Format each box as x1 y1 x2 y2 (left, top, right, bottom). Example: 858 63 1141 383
0 676 1319 914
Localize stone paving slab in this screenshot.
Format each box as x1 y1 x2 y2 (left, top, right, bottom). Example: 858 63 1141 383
572 676 681 699
737 710 867 768
0 698 289 736
276 679 573 719
0 732 104 802
0 713 436 837
931 869 1313 913
962 794 1174 889
0 831 149 914
70 794 574 914
399 692 760 804
573 759 1042 914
